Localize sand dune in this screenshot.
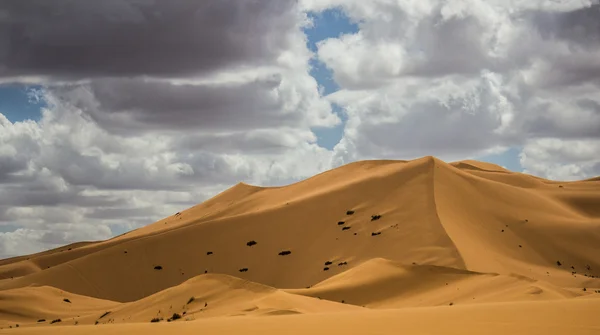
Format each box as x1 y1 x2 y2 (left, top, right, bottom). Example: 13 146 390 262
0 286 118 327
1 156 599 334
286 258 584 308
0 274 361 329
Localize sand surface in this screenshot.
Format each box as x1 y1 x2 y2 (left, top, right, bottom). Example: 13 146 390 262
1 156 599 334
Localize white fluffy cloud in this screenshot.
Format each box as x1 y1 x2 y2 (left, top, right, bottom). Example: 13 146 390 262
1 0 599 258
520 138 600 181
301 0 600 176
328 71 518 164
0 90 336 257
0 0 339 258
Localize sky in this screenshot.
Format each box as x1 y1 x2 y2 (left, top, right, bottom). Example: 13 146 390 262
0 0 599 258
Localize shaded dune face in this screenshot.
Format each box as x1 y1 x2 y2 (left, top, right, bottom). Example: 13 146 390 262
0 156 599 332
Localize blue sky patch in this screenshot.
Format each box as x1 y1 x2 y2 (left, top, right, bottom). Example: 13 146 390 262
311 104 348 150
0 224 20 233
304 8 358 150
477 147 523 172
304 8 359 96
0 84 45 123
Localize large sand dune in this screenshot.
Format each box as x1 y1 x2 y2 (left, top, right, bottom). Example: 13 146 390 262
1 156 599 334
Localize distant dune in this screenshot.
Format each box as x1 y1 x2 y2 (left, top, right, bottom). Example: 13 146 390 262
1 156 599 334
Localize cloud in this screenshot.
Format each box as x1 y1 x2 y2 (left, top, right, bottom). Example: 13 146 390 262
0 229 47 258
0 114 40 183
4 0 339 136
46 70 337 135
526 3 600 47
0 101 336 258
0 0 299 81
520 138 600 180
1 0 599 259
310 0 523 89
328 71 518 164
0 0 341 258
302 0 600 171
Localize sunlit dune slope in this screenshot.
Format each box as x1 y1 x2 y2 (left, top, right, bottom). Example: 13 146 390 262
0 156 598 305
0 286 118 327
286 258 582 308
0 274 361 328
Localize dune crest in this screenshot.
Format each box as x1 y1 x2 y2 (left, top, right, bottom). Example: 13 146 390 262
1 156 599 333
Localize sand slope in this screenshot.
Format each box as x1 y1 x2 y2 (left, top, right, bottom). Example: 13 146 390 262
286 258 582 308
0 286 118 327
4 299 600 335
0 156 599 334
0 274 361 328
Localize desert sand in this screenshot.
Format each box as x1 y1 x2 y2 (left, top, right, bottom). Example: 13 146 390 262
1 156 599 334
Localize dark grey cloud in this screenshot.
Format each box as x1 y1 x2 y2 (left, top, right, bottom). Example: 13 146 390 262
175 130 301 154
527 54 600 89
527 4 600 47
0 207 7 221
0 153 28 182
520 98 600 139
38 231 66 245
0 0 333 258
48 76 305 133
0 0 297 80
0 184 122 207
518 4 600 88
84 206 157 220
406 14 494 77
39 150 191 191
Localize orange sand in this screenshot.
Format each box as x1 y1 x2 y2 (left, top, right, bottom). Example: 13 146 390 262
1 156 599 334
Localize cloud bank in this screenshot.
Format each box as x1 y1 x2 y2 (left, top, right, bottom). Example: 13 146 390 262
1 0 599 257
